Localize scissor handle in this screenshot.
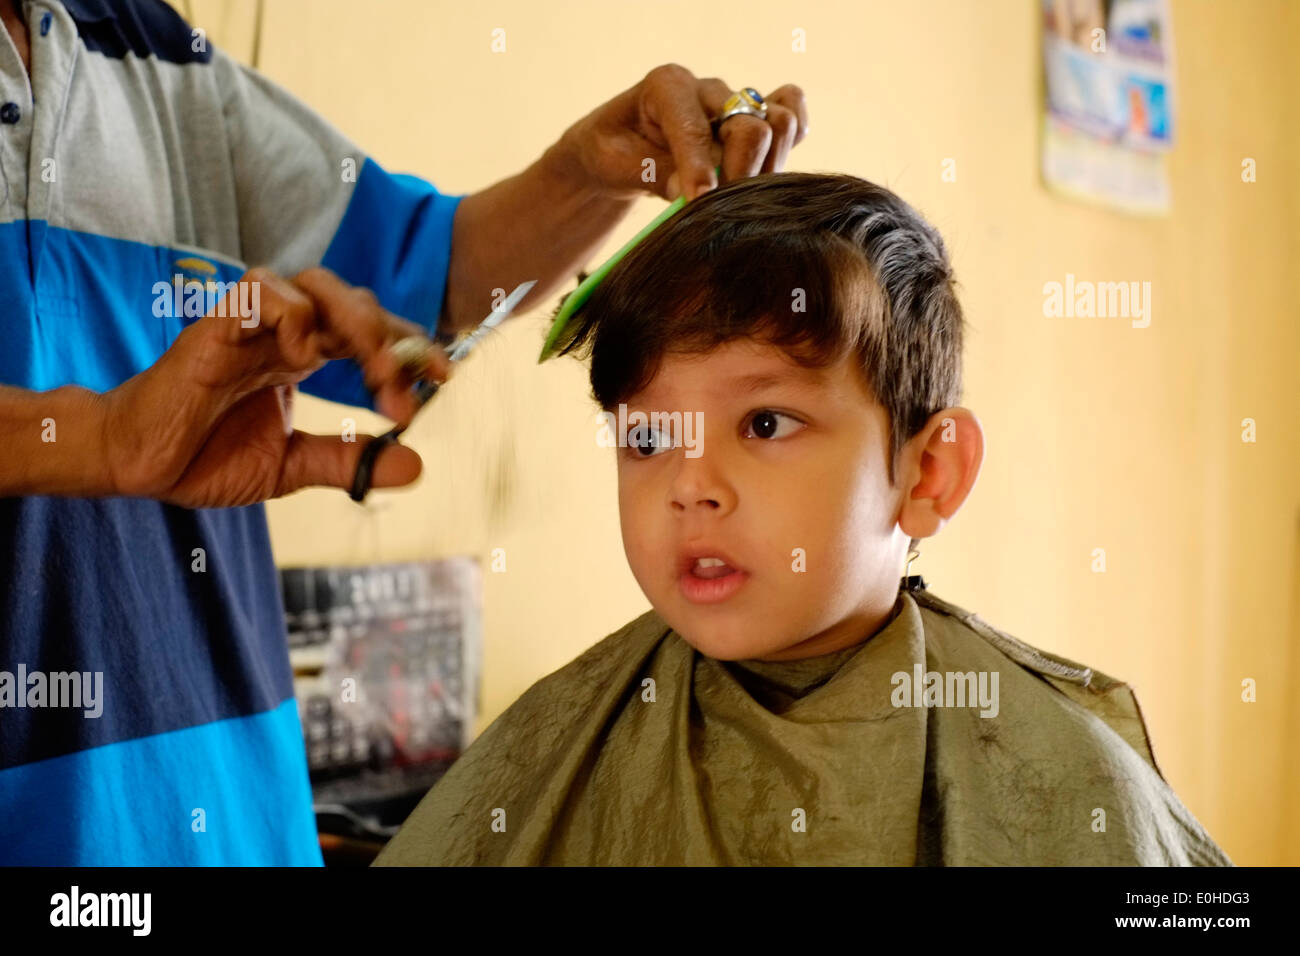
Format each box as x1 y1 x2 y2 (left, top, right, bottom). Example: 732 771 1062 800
349 428 402 502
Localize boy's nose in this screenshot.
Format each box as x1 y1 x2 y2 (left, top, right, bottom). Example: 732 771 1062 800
668 461 737 515
677 495 722 510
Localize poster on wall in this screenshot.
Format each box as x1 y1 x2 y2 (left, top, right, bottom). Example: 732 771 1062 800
1040 0 1177 215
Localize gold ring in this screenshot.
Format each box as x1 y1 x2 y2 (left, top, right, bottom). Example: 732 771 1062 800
712 87 769 131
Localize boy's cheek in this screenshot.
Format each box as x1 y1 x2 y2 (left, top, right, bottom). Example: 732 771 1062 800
615 462 656 513
619 516 668 591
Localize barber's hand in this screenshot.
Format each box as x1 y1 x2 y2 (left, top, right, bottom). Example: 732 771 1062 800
99 267 450 508
555 64 809 202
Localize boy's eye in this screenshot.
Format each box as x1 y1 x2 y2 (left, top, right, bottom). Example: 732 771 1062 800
744 409 804 440
627 425 673 457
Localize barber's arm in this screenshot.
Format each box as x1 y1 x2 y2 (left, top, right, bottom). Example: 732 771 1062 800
438 64 809 336
0 383 112 498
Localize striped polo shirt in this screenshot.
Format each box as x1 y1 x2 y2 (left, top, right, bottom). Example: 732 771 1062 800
0 0 463 864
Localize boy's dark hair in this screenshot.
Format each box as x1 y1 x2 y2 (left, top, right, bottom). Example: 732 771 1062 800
550 171 965 489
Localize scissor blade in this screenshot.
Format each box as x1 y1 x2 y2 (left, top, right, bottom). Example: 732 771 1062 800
448 279 538 362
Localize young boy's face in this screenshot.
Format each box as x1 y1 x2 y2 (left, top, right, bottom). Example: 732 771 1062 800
614 338 908 661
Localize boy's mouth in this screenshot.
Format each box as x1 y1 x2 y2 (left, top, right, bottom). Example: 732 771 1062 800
678 545 746 577
691 558 735 579
677 547 750 604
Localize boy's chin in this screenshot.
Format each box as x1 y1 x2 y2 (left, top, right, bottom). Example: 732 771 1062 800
659 611 792 662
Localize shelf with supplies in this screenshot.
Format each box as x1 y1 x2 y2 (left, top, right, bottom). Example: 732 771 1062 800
280 557 482 861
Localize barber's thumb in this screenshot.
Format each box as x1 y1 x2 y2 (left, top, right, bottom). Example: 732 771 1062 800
279 431 423 495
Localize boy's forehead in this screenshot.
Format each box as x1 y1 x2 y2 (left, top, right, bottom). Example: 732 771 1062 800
632 341 835 402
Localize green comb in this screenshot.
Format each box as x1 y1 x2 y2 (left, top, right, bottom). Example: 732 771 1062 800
537 166 720 363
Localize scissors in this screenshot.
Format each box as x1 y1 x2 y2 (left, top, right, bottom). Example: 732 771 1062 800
349 279 538 503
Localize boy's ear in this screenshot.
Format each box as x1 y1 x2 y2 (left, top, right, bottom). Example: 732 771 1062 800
896 408 984 541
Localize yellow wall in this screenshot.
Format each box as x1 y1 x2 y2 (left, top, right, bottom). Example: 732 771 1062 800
197 0 1299 865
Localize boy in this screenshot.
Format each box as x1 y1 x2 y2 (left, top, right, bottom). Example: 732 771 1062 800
375 173 1231 866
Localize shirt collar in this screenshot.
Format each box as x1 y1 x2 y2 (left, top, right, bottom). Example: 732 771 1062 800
58 0 118 22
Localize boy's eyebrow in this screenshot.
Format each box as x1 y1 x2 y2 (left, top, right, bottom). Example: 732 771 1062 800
728 368 830 393
628 367 832 407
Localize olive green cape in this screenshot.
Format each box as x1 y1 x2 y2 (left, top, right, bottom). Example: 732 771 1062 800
375 586 1231 866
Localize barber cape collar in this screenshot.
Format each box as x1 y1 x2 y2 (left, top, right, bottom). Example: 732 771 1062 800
375 586 1231 866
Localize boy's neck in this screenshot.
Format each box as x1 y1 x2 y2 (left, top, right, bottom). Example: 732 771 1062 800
751 589 905 662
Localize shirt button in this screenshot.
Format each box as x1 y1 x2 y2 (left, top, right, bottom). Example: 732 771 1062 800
0 103 19 124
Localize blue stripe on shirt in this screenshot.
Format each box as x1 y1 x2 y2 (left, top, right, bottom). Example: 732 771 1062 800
307 157 465 410
1 221 247 393
3 163 461 409
0 698 322 865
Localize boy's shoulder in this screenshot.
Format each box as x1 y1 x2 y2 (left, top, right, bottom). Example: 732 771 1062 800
504 606 675 716
372 609 681 865
443 607 678 766
908 587 1163 777
906 587 1231 865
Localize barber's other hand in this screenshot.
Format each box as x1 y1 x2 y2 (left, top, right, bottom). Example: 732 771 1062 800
554 64 809 202
99 267 450 508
